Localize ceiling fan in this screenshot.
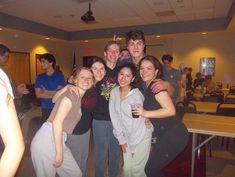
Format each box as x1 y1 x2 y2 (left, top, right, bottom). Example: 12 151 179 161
81 3 95 23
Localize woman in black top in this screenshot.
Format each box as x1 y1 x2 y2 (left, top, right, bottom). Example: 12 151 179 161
133 55 189 177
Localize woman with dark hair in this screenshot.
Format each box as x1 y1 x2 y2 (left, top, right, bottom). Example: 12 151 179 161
109 63 152 177
134 55 189 177
66 56 106 177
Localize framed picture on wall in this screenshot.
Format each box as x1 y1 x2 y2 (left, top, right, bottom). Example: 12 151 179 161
200 57 216 76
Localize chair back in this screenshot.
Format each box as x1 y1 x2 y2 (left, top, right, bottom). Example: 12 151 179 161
176 101 197 120
216 103 235 117
225 94 235 104
202 91 224 103
229 86 235 94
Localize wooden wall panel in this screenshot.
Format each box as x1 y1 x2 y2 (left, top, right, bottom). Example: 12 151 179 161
2 52 30 85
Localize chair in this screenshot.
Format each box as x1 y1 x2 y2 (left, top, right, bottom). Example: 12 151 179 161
202 93 218 102
202 91 224 103
176 100 197 120
213 91 224 103
225 93 235 104
216 103 235 116
216 103 235 149
229 86 235 94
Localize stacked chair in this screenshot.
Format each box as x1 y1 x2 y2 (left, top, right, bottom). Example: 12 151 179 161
202 91 224 103
225 86 235 103
176 99 197 120
215 103 235 149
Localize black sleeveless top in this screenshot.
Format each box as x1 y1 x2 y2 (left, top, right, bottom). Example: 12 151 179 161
143 86 181 137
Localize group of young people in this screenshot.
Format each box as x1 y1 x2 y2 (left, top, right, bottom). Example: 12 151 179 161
0 30 189 177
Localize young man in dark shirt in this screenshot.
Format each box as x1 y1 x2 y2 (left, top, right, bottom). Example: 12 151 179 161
92 40 121 177
119 30 174 95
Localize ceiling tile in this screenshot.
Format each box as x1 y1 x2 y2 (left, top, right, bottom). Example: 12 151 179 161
195 9 214 19
213 0 234 17
177 13 195 21
193 0 215 9
0 0 233 32
146 0 172 12
169 0 193 12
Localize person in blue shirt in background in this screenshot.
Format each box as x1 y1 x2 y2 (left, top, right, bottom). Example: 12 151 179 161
35 53 65 121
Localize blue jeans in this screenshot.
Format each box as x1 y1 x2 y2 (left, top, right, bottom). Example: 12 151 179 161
92 120 120 177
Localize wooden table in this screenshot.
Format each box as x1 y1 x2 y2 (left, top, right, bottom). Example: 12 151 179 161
182 113 235 177
193 92 203 101
218 88 229 95
193 88 230 101
192 101 219 113
226 94 235 99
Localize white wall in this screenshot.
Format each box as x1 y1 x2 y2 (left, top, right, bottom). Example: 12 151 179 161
172 33 235 86
1 30 235 87
0 31 74 82
75 33 235 86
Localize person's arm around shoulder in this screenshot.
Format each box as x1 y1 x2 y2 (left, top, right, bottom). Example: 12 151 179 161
0 82 25 177
52 86 67 103
52 94 73 168
151 79 175 96
52 85 80 103
134 91 175 119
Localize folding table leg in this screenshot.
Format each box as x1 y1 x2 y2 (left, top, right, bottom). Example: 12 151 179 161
191 133 197 177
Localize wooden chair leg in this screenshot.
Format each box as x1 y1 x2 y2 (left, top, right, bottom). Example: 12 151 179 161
221 137 225 147
208 141 212 157
226 138 230 150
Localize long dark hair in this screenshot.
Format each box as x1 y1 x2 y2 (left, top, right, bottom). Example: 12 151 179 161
90 56 106 70
139 55 163 79
117 63 138 89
